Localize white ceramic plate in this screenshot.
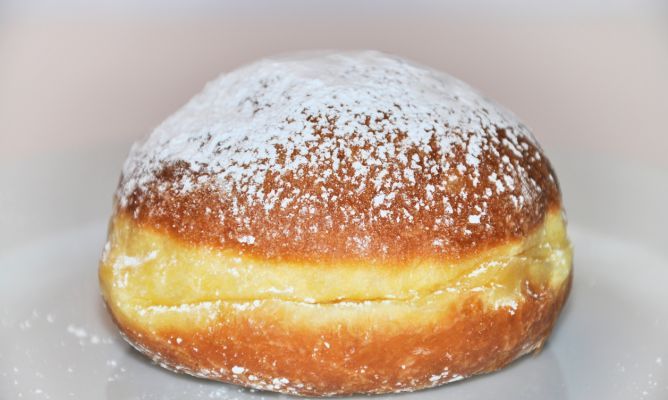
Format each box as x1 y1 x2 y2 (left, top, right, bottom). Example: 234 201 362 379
1 152 667 399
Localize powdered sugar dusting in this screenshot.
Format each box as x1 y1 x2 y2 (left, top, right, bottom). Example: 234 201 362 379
117 51 556 260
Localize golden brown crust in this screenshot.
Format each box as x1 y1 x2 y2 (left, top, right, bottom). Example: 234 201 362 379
120 131 560 265
116 51 561 265
106 274 571 396
122 134 558 265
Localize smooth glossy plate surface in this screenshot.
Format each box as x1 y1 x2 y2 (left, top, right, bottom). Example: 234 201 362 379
1 152 667 399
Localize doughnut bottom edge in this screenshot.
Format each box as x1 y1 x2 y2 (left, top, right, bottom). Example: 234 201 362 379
103 274 571 396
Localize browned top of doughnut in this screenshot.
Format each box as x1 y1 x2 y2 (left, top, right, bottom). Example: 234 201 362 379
116 51 561 264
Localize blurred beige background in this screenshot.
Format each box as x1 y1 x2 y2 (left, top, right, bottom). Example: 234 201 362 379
1 0 667 250
2 0 667 164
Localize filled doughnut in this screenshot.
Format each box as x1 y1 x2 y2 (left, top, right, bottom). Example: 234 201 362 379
99 51 572 396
